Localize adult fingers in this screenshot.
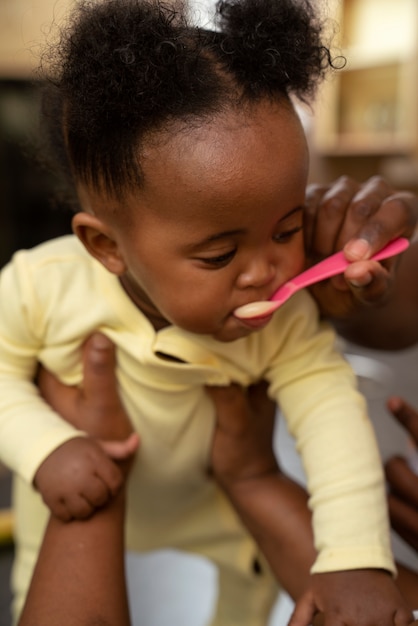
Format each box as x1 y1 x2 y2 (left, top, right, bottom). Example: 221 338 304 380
287 590 320 626
387 397 418 445
37 365 78 416
305 176 418 265
304 182 328 252
305 176 361 259
335 176 397 253
385 456 418 508
342 259 394 305
343 188 418 262
81 333 121 413
386 490 418 552
205 384 250 433
247 380 276 425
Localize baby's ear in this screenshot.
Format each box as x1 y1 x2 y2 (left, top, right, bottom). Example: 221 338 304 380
72 212 126 275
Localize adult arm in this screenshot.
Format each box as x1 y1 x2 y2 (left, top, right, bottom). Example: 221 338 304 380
207 382 316 601
18 334 137 626
208 383 418 621
385 397 418 556
18 492 130 626
305 176 418 349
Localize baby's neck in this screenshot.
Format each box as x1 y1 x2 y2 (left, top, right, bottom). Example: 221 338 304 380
118 275 170 332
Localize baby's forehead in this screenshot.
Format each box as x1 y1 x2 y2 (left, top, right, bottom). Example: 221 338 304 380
141 100 305 173
78 99 307 223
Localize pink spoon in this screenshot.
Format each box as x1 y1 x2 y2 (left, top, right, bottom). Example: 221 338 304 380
234 237 410 320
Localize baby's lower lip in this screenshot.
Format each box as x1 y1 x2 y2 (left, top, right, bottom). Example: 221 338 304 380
235 312 273 330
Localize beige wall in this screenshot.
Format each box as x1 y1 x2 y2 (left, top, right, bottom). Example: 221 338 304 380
0 0 74 77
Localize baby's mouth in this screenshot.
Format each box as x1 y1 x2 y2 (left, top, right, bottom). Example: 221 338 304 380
234 300 278 320
234 308 274 330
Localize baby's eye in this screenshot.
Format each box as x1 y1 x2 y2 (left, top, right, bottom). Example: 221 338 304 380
273 225 303 244
197 249 236 268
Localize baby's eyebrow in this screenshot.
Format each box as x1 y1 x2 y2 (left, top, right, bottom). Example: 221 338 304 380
279 205 304 221
195 229 245 247
189 206 304 250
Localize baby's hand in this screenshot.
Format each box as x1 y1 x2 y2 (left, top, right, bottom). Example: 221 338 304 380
34 436 125 522
289 569 414 626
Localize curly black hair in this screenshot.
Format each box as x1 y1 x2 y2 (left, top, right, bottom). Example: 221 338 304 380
40 0 337 199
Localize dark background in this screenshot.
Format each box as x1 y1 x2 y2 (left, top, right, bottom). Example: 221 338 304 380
0 79 73 269
0 79 72 626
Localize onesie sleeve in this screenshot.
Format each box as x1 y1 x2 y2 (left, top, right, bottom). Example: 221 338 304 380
0 253 83 484
265 292 395 575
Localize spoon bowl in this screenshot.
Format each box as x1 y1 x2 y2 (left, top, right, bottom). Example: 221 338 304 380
234 237 410 320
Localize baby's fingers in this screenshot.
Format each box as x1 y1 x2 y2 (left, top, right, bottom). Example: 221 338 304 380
47 498 74 523
93 454 124 497
63 492 103 521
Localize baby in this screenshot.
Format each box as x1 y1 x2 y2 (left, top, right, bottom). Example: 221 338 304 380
0 0 412 624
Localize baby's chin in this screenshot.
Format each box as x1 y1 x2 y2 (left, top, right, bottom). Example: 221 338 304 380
210 318 265 343
172 311 267 342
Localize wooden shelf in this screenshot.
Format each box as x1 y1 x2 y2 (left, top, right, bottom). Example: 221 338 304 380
314 0 418 157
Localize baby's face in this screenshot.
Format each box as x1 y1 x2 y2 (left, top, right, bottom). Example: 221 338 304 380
84 100 308 342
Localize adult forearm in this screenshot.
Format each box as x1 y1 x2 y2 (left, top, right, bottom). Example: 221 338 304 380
223 472 316 601
396 564 418 609
18 490 131 626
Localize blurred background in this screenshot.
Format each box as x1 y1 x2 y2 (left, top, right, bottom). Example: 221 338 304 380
0 0 417 625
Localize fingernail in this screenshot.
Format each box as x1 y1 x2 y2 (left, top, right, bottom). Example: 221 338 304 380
349 272 372 288
346 238 371 260
91 333 110 349
387 396 402 411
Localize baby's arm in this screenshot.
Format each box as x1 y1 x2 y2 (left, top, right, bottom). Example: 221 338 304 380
208 383 416 626
35 333 138 521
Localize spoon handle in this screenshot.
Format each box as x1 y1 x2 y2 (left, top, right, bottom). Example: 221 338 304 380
274 237 410 298
235 237 410 319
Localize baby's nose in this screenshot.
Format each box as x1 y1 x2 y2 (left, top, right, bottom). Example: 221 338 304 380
237 254 276 290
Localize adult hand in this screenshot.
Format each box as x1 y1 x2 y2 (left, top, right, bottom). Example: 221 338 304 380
34 333 139 520
207 381 278 489
304 176 418 319
385 397 418 553
290 568 413 626
38 332 139 464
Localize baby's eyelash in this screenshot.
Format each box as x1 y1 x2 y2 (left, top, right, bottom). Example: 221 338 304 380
198 249 236 267
273 225 303 243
